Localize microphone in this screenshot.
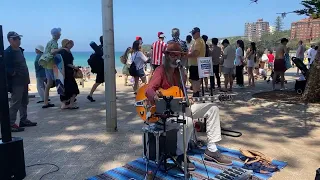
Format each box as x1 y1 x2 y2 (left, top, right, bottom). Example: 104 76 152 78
176 59 182 67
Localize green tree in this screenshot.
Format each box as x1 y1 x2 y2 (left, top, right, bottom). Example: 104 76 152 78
294 0 320 18
274 16 284 32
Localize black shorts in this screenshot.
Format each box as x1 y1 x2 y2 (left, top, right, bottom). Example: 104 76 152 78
96 72 104 83
189 66 199 81
152 64 160 71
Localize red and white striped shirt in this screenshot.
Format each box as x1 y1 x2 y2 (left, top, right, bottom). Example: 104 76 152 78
151 40 167 65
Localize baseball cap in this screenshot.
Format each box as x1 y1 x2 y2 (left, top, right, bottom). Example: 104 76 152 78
7 31 23 39
136 36 142 41
158 32 165 38
190 27 200 34
51 28 61 36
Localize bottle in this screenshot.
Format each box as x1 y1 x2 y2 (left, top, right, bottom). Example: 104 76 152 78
146 170 154 180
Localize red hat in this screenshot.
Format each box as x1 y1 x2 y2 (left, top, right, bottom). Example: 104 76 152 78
158 32 165 38
136 36 142 41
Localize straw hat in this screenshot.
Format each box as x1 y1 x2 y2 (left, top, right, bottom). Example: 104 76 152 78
61 39 73 48
164 42 183 54
35 45 44 53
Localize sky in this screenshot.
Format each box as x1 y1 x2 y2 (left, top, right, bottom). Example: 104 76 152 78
0 0 307 52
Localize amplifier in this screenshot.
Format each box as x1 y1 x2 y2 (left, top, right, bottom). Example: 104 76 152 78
142 125 177 163
212 167 253 180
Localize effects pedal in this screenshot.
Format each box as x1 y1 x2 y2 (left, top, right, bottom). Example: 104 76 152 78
212 167 253 180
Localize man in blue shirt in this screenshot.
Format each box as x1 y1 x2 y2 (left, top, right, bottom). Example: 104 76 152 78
34 45 46 103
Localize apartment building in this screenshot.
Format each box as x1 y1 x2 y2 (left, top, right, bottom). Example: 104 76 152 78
245 19 270 41
291 18 320 41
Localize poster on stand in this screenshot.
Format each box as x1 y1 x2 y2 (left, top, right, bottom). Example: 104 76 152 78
197 57 213 78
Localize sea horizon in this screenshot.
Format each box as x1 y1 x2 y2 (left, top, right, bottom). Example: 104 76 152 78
25 51 125 76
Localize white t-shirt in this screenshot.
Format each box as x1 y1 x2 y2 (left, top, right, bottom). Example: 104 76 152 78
223 45 236 68
126 53 132 65
234 47 243 66
310 49 317 64
307 48 313 59
131 51 148 70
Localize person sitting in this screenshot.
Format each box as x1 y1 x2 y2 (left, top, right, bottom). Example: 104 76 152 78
145 42 232 171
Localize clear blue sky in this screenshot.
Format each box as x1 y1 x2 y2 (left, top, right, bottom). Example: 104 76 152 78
0 0 306 52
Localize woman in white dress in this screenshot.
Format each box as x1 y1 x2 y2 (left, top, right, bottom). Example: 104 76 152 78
245 42 257 87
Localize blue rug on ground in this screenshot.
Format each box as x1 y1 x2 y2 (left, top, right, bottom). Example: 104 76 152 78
87 146 287 180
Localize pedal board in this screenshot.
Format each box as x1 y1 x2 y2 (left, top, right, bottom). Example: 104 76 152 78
212 167 253 180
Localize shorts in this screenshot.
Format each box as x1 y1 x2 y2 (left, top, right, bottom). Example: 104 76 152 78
96 72 105 83
152 64 160 71
268 62 274 69
136 68 145 78
189 66 199 81
223 67 234 75
45 69 55 81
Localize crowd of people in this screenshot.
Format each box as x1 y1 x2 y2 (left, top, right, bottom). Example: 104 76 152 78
4 28 107 132
120 27 317 95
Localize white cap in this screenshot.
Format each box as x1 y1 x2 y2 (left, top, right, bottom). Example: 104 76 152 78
35 45 44 53
159 34 165 38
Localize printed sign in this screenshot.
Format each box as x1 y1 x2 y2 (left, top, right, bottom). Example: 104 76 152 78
197 57 213 78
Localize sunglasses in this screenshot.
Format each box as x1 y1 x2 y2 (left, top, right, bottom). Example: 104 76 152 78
168 52 181 58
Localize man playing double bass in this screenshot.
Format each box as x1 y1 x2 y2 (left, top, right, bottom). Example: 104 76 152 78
145 42 232 171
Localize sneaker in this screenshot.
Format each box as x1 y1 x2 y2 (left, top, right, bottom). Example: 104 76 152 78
176 154 196 171
19 120 37 127
11 124 24 132
204 149 233 166
87 95 96 102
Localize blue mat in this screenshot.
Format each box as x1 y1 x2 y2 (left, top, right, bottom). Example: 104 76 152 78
87 146 287 180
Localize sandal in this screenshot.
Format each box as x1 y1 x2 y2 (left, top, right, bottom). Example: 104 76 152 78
67 106 79 110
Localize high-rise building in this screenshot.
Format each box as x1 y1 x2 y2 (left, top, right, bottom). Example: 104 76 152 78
245 19 270 41
291 18 320 41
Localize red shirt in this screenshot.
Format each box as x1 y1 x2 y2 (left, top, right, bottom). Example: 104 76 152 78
151 40 167 65
267 54 275 63
145 65 186 104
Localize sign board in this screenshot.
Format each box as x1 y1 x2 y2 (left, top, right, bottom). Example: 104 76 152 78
197 57 213 78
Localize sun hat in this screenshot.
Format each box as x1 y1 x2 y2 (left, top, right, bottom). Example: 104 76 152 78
35 45 44 53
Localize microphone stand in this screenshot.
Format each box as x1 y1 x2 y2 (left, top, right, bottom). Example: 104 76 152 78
176 60 190 180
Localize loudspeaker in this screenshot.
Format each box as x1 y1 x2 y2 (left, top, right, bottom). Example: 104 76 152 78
143 129 177 162
0 137 26 180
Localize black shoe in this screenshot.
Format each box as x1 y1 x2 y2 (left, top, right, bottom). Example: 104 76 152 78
204 149 232 165
37 100 44 103
192 92 200 97
87 96 96 102
42 103 55 108
19 120 37 127
176 154 196 171
11 124 25 132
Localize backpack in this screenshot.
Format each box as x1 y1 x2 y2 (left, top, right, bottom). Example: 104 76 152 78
120 56 127 65
129 62 137 76
88 53 103 73
129 53 138 76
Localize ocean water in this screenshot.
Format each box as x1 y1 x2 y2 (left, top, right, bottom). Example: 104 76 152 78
24 51 124 74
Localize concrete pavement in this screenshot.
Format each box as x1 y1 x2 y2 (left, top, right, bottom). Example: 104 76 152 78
2 68 319 180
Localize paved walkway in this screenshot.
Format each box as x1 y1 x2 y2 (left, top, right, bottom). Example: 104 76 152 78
2 68 320 180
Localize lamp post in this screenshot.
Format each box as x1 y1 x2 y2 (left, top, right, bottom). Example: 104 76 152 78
101 0 117 132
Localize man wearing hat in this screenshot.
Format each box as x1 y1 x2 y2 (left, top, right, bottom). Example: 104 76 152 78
42 28 63 108
4 31 37 132
34 45 46 103
145 42 232 171
187 27 206 97
150 32 167 72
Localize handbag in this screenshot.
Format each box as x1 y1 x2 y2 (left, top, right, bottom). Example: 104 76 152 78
129 52 138 76
74 69 83 79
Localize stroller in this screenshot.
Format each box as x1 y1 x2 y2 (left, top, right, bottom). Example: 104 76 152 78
292 57 309 94
266 70 288 84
